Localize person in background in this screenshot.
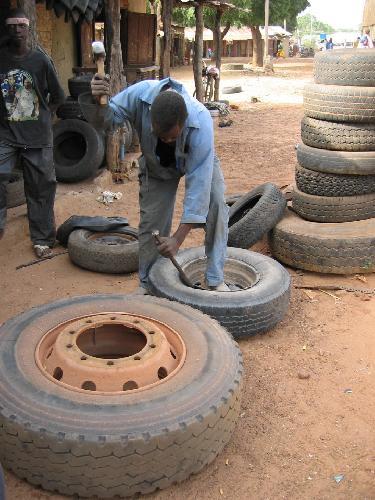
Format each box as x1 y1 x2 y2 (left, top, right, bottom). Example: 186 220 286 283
354 36 361 48
0 8 64 257
359 29 374 48
326 38 334 50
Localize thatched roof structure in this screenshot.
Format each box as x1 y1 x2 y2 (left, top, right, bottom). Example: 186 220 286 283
363 0 375 28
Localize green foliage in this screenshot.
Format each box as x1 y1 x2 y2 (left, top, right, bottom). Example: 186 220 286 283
296 13 334 35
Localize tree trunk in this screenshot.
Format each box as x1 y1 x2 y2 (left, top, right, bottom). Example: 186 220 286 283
160 0 172 78
213 9 223 101
251 26 263 67
193 2 204 102
17 0 37 48
104 0 125 173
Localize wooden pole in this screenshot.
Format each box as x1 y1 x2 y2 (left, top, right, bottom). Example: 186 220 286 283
160 0 173 78
263 0 269 63
193 2 204 102
213 8 223 102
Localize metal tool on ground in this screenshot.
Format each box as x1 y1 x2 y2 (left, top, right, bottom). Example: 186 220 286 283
152 230 200 289
91 41 108 106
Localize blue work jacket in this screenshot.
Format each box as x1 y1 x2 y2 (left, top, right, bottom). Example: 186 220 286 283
109 78 215 225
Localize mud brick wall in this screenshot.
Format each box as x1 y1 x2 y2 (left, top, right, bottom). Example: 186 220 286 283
36 4 53 55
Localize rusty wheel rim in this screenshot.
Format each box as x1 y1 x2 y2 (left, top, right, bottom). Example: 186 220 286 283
88 232 137 245
35 313 186 394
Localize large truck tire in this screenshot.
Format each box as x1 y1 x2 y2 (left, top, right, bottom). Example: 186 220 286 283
228 183 286 249
0 294 243 498
292 186 375 223
314 49 375 87
297 144 375 176
295 164 375 197
53 119 105 183
148 246 291 338
301 116 375 152
304 83 375 123
270 209 375 274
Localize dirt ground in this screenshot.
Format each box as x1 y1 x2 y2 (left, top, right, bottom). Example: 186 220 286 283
2 58 375 500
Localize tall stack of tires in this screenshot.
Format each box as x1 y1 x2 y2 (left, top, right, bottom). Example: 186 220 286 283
270 49 375 274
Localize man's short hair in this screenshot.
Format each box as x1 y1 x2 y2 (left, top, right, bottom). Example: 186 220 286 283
6 8 29 20
151 91 188 135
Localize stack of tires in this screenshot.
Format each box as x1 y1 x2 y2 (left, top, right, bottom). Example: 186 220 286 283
54 74 106 183
270 49 375 274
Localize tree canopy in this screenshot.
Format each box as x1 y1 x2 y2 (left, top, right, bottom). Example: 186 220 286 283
295 13 334 35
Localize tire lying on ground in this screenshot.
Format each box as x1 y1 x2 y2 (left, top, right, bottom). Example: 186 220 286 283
295 164 375 197
269 208 375 274
222 85 242 94
297 143 375 176
68 228 139 274
292 186 375 223
0 294 243 498
314 49 375 87
228 183 286 249
53 119 105 182
303 83 375 123
6 171 25 208
225 193 244 207
301 116 375 152
56 97 85 120
148 246 291 338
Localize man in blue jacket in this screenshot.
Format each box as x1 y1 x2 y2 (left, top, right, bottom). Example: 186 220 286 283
90 76 229 292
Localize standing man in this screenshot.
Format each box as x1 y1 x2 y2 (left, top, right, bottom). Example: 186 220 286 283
87 76 229 292
359 29 374 48
0 9 64 257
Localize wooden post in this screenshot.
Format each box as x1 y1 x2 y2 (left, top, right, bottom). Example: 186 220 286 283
193 2 204 102
80 21 94 67
17 0 38 48
263 0 269 63
160 0 172 78
213 8 223 102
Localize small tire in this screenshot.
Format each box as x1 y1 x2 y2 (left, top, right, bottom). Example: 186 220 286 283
6 172 25 208
228 183 286 249
314 49 375 87
270 208 375 274
53 119 105 183
297 144 375 176
0 294 243 498
68 228 139 274
56 98 85 121
301 116 375 152
225 193 244 207
292 186 375 223
295 164 375 197
68 75 93 99
304 83 375 123
222 86 242 94
148 246 291 338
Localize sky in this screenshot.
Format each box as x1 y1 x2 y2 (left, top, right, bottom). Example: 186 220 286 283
300 0 366 30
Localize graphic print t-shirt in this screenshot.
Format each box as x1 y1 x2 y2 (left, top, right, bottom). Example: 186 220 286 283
0 49 64 147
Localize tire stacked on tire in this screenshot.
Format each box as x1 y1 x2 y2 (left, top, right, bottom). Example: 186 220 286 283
270 49 375 274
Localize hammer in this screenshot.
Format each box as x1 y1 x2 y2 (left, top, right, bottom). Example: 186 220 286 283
92 41 108 106
152 230 200 289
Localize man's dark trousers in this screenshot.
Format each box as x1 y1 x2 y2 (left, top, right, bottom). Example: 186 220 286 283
0 141 56 246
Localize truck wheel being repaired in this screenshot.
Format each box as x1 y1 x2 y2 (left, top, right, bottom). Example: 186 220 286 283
0 294 242 498
148 247 291 338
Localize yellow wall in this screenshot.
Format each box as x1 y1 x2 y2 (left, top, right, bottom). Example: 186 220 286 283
128 0 147 14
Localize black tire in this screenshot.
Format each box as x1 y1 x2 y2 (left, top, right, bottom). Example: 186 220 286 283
222 86 242 94
6 171 25 208
148 246 291 338
68 75 93 99
297 143 375 176
228 183 286 249
53 119 105 183
56 97 85 120
0 294 242 498
68 228 139 274
314 49 375 87
225 193 244 207
295 164 375 197
301 116 375 152
292 186 375 223
270 208 375 274
304 83 375 123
